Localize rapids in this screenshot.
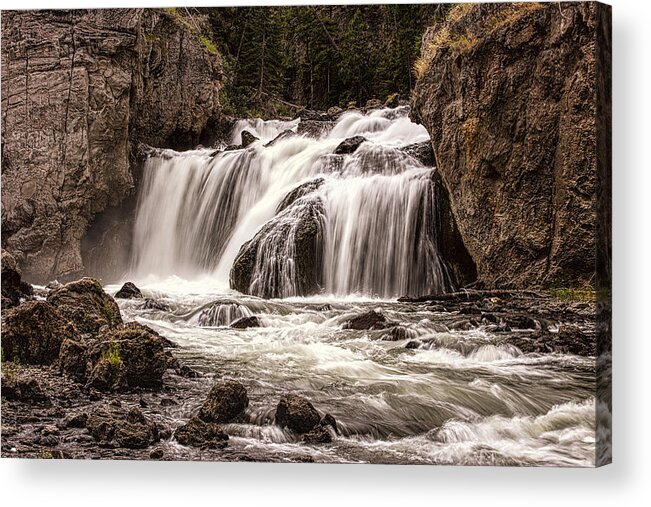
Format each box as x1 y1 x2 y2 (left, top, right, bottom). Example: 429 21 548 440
115 107 598 465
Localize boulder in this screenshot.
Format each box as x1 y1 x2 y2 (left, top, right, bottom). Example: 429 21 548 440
384 93 400 108
380 326 417 341
1 372 51 405
276 178 324 214
198 380 249 423
174 416 229 448
275 395 322 434
297 120 336 138
230 316 261 329
333 136 367 155
58 338 90 382
303 425 332 444
365 98 383 109
342 310 391 331
264 129 296 147
327 106 344 117
47 277 122 334
85 323 170 391
114 282 143 299
400 141 435 167
1 301 79 365
1 249 23 308
240 130 259 148
86 404 161 449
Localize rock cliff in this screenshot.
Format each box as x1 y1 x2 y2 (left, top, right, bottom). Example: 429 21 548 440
411 2 611 288
1 9 224 283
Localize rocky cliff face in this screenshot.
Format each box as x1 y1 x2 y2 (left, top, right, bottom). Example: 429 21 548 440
411 2 610 289
1 9 224 283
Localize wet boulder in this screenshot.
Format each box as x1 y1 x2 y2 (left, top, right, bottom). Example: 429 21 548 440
174 416 229 448
400 141 435 167
380 326 417 342
264 129 296 147
86 405 161 449
342 310 391 331
240 130 259 148
230 316 261 329
47 277 122 334
297 120 336 138
1 300 79 365
275 395 322 434
114 282 143 299
198 380 249 423
276 178 324 214
1 371 51 405
334 135 367 155
303 425 332 444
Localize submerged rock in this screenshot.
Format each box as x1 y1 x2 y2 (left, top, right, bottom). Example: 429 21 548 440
47 277 122 334
230 316 261 329
198 380 249 423
342 310 391 331
1 301 79 365
114 282 143 299
264 129 296 147
334 135 367 155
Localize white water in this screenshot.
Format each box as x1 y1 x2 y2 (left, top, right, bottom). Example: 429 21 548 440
119 107 599 466
130 106 445 298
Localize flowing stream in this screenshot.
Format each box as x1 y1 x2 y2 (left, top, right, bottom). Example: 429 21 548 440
111 107 597 466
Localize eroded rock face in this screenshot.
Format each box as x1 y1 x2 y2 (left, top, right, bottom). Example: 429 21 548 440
1 9 224 283
47 277 122 334
1 301 79 365
411 3 609 288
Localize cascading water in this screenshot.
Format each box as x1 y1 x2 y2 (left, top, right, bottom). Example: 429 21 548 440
113 106 600 466
130 106 449 298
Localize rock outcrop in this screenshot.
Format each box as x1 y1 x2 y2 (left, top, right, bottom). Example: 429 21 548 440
411 3 611 288
1 9 224 283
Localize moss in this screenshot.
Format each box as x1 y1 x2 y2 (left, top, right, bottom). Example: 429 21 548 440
161 7 221 59
547 287 596 302
414 2 544 79
101 342 122 369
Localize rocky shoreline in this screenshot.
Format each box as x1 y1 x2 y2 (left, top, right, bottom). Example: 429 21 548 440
1 248 599 461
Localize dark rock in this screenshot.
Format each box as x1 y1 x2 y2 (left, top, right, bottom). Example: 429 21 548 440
276 178 324 214
2 10 224 283
400 141 435 167
114 282 143 299
149 447 165 459
174 416 228 449
411 2 608 288
303 425 332 444
1 249 23 308
334 136 367 155
230 316 261 329
1 372 51 405
47 277 122 334
198 380 249 423
504 315 538 330
381 326 416 341
342 310 391 331
264 129 296 147
405 340 422 349
86 404 161 449
297 120 336 138
320 413 339 434
85 323 169 391
58 339 89 382
240 130 259 148
275 395 321 434
63 412 88 428
1 300 79 365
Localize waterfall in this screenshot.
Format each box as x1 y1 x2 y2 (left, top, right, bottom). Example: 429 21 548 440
130 106 450 298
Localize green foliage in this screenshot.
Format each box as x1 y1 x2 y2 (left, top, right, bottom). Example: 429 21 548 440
200 5 443 116
102 342 122 369
547 287 596 302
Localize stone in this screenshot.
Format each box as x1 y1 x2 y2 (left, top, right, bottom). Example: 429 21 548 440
303 425 332 444
276 178 325 214
230 316 261 329
240 130 259 148
364 98 383 109
384 93 400 108
333 136 367 155
1 301 79 365
58 339 90 382
47 278 122 334
1 10 224 283
275 395 322 434
1 372 51 405
174 416 229 448
86 404 161 449
342 310 391 331
114 282 143 299
198 380 249 423
1 249 23 308
411 2 609 288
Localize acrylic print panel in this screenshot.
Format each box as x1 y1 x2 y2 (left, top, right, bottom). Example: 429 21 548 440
0 2 611 466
